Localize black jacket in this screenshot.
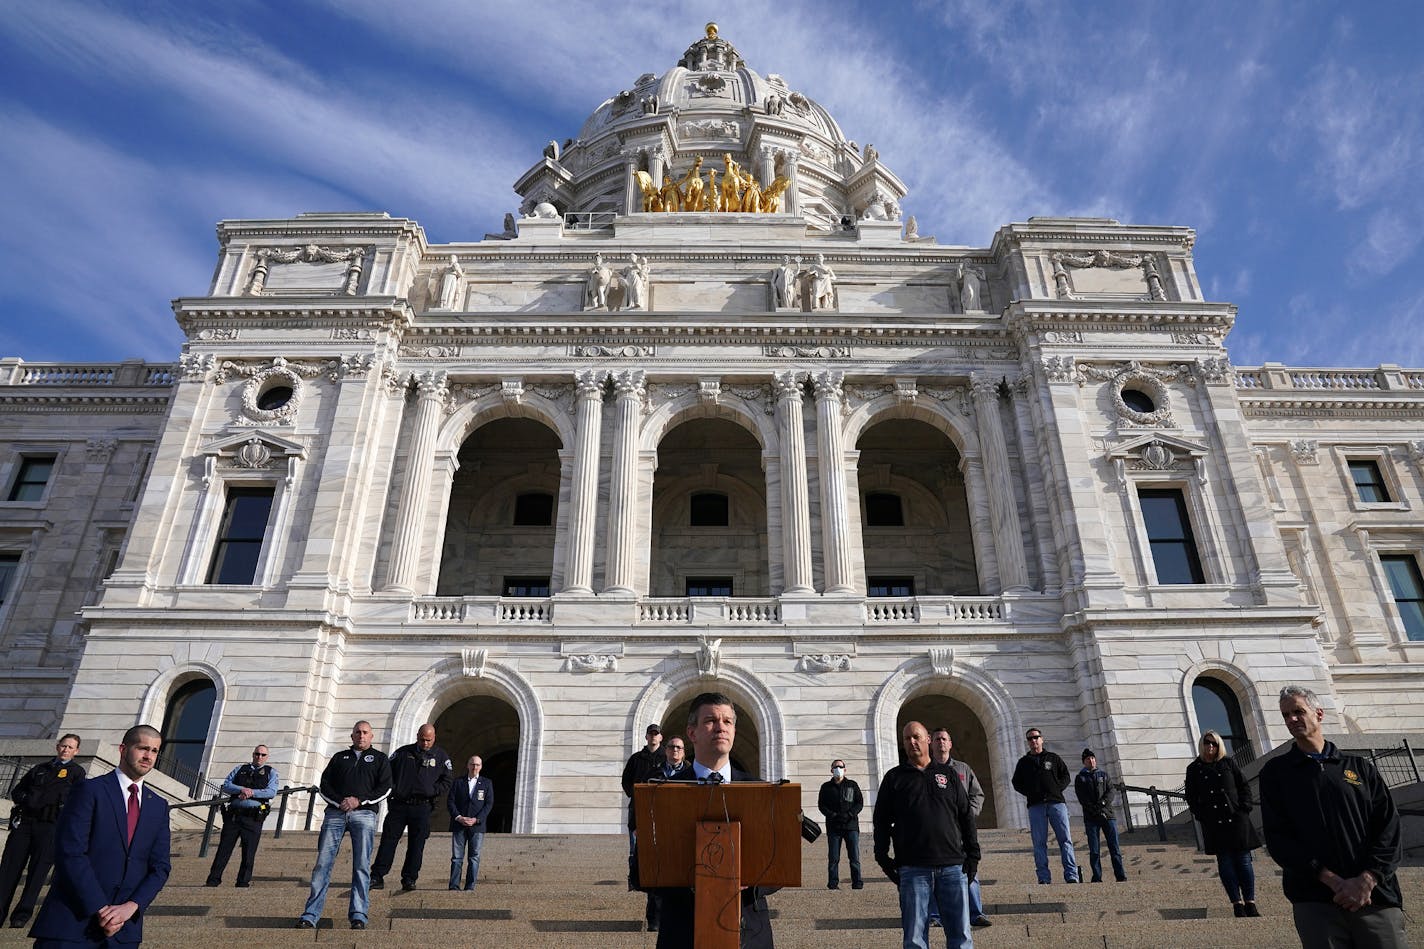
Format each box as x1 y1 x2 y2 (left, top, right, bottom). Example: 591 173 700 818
872 762 981 874
1012 750 1070 806
11 758 86 823
1073 766 1116 823
1184 756 1261 855
319 746 393 812
388 742 454 804
817 777 864 832
621 745 665 830
1259 741 1403 909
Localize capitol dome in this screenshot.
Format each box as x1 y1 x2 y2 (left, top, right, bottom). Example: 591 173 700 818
512 23 907 232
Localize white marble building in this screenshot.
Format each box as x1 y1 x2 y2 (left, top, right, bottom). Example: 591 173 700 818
3 26 1423 832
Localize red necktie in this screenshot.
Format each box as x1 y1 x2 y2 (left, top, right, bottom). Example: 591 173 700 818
126 784 140 844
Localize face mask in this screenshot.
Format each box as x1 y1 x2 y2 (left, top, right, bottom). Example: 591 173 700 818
832 767 845 778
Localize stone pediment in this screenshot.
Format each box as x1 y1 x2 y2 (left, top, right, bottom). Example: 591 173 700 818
1104 433 1208 486
200 430 307 485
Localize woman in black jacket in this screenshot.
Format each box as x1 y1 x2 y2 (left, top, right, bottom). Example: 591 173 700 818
1184 730 1263 917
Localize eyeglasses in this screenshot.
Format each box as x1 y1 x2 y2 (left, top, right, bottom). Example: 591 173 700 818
255 752 268 757
1027 735 1043 741
1202 741 1218 747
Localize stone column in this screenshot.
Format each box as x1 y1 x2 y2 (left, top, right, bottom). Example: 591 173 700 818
758 147 776 192
624 160 637 215
971 373 1029 592
785 157 800 216
602 369 645 595
649 148 666 188
775 371 814 594
813 370 854 593
562 370 605 594
385 370 449 593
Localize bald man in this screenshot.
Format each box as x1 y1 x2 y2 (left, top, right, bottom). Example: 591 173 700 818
371 724 453 892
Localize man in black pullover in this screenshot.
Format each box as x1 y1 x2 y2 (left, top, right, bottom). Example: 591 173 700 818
296 721 392 930
874 721 981 949
1261 685 1406 947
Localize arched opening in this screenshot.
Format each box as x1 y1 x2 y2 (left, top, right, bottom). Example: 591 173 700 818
434 696 520 833
857 419 977 596
1191 676 1253 763
896 693 998 828
650 419 769 597
662 692 762 779
438 418 562 596
156 678 217 794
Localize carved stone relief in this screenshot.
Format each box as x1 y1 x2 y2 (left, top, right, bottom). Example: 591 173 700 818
1289 440 1320 465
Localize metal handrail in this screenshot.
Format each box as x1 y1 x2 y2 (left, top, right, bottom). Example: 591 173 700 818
1116 782 1189 842
170 785 320 857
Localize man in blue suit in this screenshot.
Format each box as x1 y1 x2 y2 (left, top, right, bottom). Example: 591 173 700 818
446 755 493 890
29 724 171 947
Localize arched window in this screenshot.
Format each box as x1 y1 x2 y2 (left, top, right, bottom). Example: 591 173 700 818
1191 676 1253 763
157 678 216 793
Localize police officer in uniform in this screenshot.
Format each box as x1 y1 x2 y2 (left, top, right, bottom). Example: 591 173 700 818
0 734 85 929
205 744 279 887
371 723 453 892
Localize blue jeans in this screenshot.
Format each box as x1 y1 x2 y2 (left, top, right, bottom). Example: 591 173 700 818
1027 802 1079 883
899 864 971 949
450 827 485 889
1215 850 1255 902
930 877 982 923
301 806 377 924
826 828 862 887
1082 817 1126 882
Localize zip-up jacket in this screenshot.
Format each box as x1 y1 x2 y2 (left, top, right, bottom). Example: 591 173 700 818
872 762 981 872
1259 741 1403 909
1074 766 1116 822
817 777 864 831
946 758 985 820
319 746 392 812
1012 750 1070 806
388 742 454 805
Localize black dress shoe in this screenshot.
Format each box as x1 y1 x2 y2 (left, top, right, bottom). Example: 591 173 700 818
350 919 366 930
400 881 415 892
204 880 220 887
851 881 864 889
971 915 992 928
296 918 315 929
1245 902 1261 917
235 881 251 888
1234 904 1247 917
370 876 384 889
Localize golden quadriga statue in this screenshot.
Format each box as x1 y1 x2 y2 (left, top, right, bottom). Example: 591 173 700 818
633 153 789 214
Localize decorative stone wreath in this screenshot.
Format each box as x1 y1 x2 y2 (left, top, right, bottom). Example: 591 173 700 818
1112 365 1173 426
241 363 304 424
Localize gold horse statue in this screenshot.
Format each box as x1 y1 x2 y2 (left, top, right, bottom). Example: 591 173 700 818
632 170 662 212
759 174 791 213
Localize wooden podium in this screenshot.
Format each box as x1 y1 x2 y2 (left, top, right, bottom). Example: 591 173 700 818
634 781 801 949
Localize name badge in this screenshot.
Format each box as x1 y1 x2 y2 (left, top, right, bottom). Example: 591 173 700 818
476 789 485 801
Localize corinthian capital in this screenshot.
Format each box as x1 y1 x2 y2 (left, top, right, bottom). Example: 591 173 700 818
812 370 844 400
610 369 646 400
574 369 607 398
413 369 450 403
773 370 804 399
969 373 1001 402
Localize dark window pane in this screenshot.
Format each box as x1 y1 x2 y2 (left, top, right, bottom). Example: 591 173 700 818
1138 489 1204 584
1121 389 1155 413
157 679 216 786
513 492 554 526
207 488 274 584
0 553 19 605
1381 554 1424 641
864 492 904 527
686 576 733 597
1349 460 1390 503
1192 677 1248 756
689 492 729 527
868 576 915 597
8 456 56 501
503 576 550 597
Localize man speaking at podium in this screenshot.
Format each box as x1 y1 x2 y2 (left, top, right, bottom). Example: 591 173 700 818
654 691 775 949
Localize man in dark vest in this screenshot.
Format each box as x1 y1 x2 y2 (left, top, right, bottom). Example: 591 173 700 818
0 734 85 928
205 744 279 887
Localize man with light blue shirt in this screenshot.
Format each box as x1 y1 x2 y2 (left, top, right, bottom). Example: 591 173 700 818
205 745 278 888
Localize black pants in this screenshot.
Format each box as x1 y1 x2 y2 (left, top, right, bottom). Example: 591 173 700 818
372 801 433 885
0 817 57 925
206 809 265 886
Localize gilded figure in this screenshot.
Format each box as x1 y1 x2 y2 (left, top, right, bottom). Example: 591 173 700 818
678 158 706 212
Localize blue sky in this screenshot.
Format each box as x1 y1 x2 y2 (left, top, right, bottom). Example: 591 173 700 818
2 1 1422 368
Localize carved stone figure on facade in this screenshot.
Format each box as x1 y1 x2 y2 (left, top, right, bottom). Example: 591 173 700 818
904 215 919 240
863 143 878 163
956 263 985 312
620 253 649 310
1142 255 1167 301
640 95 658 115
765 93 785 115
543 140 560 161
1051 255 1072 298
585 254 614 310
436 255 464 310
773 255 800 309
677 157 706 211
807 254 837 311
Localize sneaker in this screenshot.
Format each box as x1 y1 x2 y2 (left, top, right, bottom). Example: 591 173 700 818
971 916 992 928
370 876 385 890
350 919 367 930
295 919 315 929
1245 902 1261 918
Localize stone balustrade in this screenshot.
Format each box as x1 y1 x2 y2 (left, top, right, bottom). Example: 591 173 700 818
1234 363 1424 392
0 358 176 386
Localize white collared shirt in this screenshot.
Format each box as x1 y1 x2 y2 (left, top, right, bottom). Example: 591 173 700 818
115 770 144 809
691 760 732 784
